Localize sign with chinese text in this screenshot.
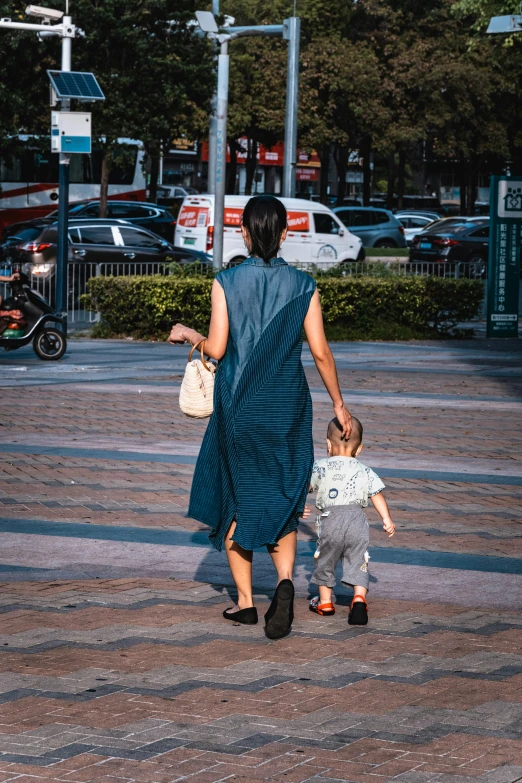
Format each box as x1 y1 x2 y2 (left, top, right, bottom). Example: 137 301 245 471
177 206 209 228
224 208 243 227
487 176 521 338
287 212 310 232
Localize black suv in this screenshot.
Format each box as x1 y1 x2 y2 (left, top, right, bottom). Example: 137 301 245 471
49 200 177 241
1 218 211 281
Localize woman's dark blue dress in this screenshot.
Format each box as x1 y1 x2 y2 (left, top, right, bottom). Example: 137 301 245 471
188 256 317 552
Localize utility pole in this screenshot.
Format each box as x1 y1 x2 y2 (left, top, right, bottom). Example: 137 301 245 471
213 39 229 273
282 17 300 199
0 5 76 336
196 11 301 269
55 13 73 337
207 0 220 194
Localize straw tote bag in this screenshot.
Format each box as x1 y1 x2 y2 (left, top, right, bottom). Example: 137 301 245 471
179 339 216 418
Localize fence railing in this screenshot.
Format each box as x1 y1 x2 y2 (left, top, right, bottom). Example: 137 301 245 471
0 259 487 325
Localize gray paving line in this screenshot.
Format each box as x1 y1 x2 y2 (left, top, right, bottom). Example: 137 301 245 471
3 443 521 485
0 519 520 574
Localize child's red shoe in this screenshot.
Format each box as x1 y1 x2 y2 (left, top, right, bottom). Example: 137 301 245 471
309 597 335 616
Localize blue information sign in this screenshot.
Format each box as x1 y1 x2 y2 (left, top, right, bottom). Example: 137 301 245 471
487 176 521 337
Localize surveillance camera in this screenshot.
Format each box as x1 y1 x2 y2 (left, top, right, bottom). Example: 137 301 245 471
25 5 64 21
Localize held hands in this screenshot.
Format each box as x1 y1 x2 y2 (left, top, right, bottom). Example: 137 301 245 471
382 516 396 537
333 402 352 439
168 323 187 344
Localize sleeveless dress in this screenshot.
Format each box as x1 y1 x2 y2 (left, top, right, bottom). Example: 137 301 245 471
188 256 317 551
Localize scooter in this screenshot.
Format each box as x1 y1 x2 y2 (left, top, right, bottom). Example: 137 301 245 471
0 264 67 360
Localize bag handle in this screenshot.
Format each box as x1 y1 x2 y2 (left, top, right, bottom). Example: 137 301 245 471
188 339 212 372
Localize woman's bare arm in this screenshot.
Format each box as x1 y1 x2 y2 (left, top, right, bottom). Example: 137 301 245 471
168 279 229 360
303 289 352 437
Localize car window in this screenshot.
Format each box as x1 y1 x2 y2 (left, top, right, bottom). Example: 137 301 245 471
119 228 163 248
335 210 350 227
71 203 99 217
470 226 490 238
313 213 341 234
109 204 155 218
372 211 391 225
68 228 81 243
349 210 372 227
3 226 41 242
78 227 115 245
411 217 431 228
436 223 479 235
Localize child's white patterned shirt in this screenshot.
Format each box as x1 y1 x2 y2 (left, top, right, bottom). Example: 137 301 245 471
310 456 385 511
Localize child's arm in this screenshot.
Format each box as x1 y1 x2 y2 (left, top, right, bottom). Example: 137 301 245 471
371 492 395 537
0 273 18 283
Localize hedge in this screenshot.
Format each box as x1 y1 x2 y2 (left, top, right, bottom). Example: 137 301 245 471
83 275 484 340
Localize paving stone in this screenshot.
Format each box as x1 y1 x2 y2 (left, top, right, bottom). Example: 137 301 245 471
0 340 521 782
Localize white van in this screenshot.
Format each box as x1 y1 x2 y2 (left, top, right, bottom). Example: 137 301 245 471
174 195 364 269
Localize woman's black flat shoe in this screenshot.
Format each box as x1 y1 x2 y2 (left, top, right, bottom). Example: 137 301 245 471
264 579 294 640
223 606 258 625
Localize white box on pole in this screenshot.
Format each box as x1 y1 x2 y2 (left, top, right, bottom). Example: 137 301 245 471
51 111 91 153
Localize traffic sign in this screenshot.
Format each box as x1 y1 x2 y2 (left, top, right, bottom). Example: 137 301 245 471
487 176 521 337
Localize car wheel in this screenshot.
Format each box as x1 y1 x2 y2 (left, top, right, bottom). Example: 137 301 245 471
467 254 487 279
33 328 67 361
374 239 398 249
227 256 246 268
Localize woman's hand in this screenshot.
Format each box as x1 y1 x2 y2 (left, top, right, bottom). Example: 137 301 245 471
168 323 188 344
302 505 311 519
333 402 352 439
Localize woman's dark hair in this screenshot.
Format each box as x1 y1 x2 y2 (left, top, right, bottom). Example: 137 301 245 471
242 195 287 264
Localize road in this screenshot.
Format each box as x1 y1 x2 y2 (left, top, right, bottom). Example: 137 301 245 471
0 337 521 782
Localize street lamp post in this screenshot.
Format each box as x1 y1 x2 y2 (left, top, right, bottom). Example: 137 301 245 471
196 10 301 270
282 16 300 199
56 15 73 337
0 5 75 334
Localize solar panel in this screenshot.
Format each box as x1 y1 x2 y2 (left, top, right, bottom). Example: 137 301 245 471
47 71 105 101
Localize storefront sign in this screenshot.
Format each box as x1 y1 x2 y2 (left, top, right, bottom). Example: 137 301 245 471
487 176 521 338
170 138 197 154
296 167 319 182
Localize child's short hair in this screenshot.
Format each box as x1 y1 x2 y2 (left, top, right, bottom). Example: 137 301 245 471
327 416 363 450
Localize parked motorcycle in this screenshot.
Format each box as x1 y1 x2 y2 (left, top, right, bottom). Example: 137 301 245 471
0 265 67 360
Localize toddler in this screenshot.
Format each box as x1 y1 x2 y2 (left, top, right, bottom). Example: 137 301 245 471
308 416 395 625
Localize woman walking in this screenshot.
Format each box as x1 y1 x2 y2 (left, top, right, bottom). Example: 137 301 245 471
169 195 351 640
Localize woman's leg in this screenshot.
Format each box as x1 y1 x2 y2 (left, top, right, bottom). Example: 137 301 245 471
267 530 297 583
225 521 254 610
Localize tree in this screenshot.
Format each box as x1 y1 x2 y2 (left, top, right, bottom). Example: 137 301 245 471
69 0 213 212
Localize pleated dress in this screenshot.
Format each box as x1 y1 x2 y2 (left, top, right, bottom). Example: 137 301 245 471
188 256 317 551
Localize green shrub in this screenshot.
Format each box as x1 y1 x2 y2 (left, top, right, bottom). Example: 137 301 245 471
83 274 484 340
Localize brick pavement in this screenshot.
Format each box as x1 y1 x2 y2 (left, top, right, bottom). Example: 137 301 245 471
0 338 521 782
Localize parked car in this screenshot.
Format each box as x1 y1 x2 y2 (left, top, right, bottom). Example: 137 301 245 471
2 218 211 284
412 215 486 238
395 213 437 245
332 206 407 248
409 218 490 276
156 185 198 199
394 209 442 221
49 201 177 241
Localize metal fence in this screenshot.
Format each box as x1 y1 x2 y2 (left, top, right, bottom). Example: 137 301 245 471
0 259 486 325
